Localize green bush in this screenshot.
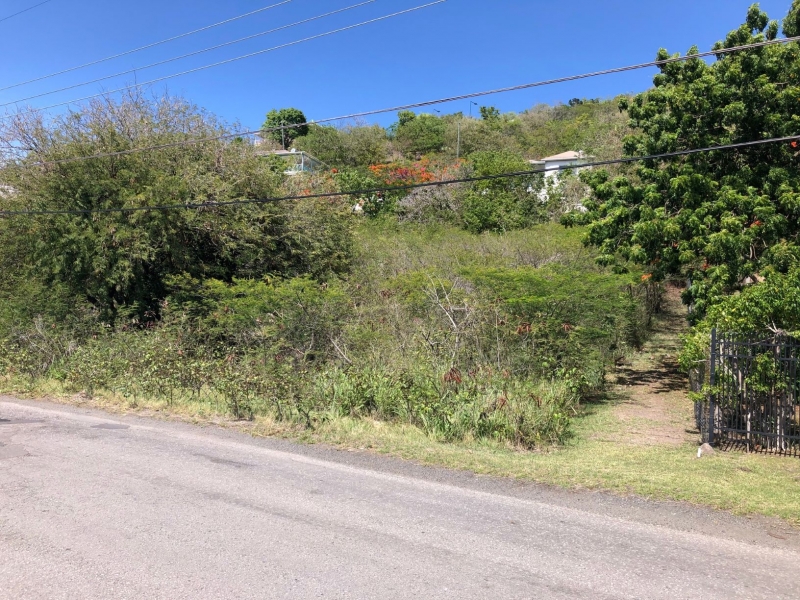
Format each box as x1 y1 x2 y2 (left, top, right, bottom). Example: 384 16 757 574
165 275 352 359
679 268 800 376
461 151 543 233
0 95 352 322
394 112 446 157
295 124 388 169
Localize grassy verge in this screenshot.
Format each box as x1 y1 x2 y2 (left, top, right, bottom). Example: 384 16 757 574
5 374 800 527
299 410 800 526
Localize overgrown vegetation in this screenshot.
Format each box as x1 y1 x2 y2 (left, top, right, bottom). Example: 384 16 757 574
0 94 352 323
0 215 657 448
14 2 800 456
295 98 630 167
0 88 648 441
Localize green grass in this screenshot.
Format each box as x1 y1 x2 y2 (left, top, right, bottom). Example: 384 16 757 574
351 220 591 279
291 404 800 526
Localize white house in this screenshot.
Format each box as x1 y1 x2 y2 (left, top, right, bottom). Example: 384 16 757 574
252 135 327 175
529 151 590 182
529 151 591 206
259 149 327 175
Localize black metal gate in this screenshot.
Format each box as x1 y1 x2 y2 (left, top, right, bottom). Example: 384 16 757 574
704 329 800 455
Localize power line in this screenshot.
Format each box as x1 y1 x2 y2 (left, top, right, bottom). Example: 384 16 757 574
0 0 54 24
1 1 377 107
10 26 798 117
0 1 293 93
3 134 798 217
15 34 800 168
8 0 446 114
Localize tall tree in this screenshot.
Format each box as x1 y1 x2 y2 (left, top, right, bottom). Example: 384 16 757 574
393 112 445 157
479 106 501 121
567 2 800 318
262 107 309 150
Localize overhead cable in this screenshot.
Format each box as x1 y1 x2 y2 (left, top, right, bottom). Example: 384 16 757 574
3 134 798 217
7 1 447 114
0 0 54 25
9 27 798 114
1 1 376 107
16 34 800 168
0 0 293 93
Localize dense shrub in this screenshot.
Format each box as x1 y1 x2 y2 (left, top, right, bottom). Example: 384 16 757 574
0 225 658 449
461 151 543 233
0 94 353 321
295 123 388 169
393 112 446 157
680 269 800 374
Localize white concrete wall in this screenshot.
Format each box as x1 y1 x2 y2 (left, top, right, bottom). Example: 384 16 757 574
535 159 589 204
542 159 584 181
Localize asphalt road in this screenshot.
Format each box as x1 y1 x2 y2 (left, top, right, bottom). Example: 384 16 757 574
2 398 799 599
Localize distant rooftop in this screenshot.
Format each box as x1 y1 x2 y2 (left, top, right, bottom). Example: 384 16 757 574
528 150 592 166
540 151 583 161
530 151 591 166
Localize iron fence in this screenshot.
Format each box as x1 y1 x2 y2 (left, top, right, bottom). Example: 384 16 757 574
701 329 800 456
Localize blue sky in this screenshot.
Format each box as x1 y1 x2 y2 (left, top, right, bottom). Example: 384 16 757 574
0 0 795 130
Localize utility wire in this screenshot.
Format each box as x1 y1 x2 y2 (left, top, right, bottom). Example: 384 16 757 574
9 0 446 114
8 27 798 115
0 0 53 24
24 27 799 113
0 0 293 93
1 1 376 107
15 33 800 168
3 134 798 217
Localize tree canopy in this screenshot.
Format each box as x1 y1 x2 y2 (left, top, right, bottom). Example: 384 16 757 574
262 107 309 150
479 106 501 121
567 2 800 319
393 111 446 157
462 150 542 233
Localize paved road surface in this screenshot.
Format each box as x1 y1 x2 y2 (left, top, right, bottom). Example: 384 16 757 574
1 398 799 599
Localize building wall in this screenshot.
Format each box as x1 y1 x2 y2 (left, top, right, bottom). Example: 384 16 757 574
542 159 584 181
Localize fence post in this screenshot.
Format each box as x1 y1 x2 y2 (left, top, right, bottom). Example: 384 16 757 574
708 328 717 446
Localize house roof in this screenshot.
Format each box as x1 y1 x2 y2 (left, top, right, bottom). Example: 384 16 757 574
539 151 583 161
262 149 302 156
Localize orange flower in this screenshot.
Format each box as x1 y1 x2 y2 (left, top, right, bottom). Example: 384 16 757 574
641 273 653 281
